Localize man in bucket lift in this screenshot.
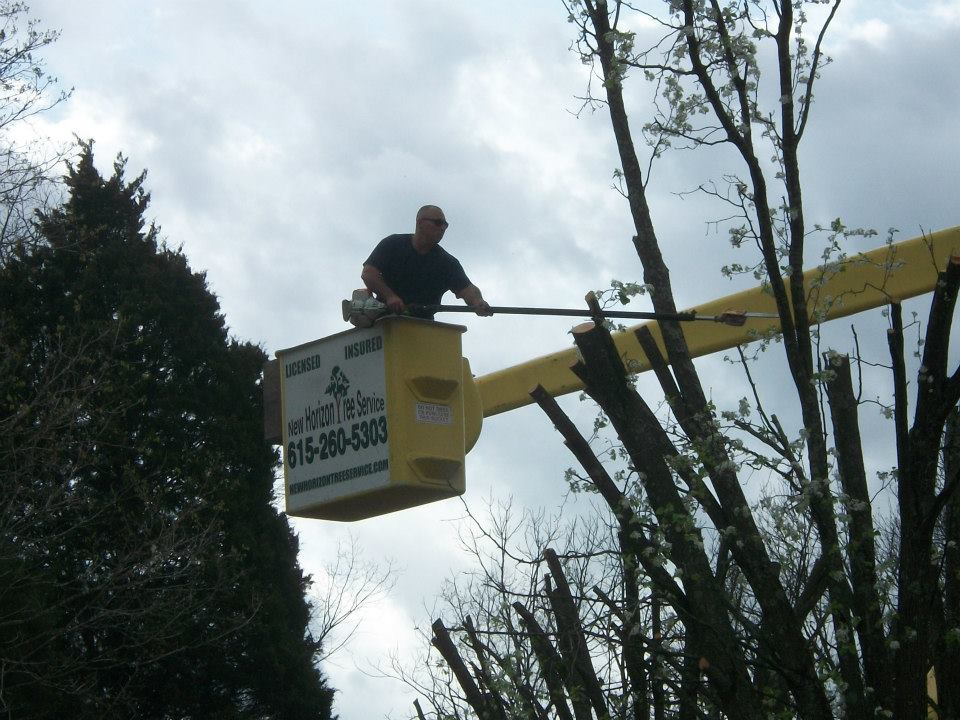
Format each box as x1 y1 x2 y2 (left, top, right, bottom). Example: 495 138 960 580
361 205 492 320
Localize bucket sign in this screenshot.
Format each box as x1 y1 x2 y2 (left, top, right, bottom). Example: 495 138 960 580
277 317 474 521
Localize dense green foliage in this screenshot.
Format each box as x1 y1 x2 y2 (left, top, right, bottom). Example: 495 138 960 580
0 145 334 719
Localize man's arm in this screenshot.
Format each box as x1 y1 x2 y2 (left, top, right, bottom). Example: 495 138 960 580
456 283 492 316
361 264 405 313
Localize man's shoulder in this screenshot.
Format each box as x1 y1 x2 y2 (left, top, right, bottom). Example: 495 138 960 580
381 233 413 246
430 243 460 264
367 234 412 264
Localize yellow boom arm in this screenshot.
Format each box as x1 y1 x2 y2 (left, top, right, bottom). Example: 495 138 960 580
476 226 960 417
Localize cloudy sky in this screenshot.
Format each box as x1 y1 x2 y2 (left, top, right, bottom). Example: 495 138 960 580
23 0 960 717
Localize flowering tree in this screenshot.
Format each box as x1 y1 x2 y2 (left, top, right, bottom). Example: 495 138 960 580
0 0 70 264
413 2 959 719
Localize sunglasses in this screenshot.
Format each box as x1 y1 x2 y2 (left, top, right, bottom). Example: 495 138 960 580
421 218 449 228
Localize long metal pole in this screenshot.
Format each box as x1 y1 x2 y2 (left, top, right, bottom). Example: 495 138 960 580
407 304 778 324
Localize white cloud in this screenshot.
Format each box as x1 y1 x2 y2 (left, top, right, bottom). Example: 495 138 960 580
847 17 892 47
932 0 960 23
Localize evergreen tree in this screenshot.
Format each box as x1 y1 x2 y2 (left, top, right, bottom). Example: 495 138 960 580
0 143 334 719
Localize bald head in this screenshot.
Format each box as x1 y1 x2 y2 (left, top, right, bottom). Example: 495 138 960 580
416 205 444 222
412 205 449 251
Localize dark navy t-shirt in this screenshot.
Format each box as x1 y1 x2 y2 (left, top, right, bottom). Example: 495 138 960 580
364 234 471 319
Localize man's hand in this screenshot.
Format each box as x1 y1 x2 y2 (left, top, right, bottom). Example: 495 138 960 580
472 299 493 316
384 292 406 314
362 264 405 314
458 284 491 316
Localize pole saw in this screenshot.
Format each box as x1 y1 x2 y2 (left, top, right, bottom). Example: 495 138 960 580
342 290 778 328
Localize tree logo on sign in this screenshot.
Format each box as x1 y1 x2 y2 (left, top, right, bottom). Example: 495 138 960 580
324 365 351 423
